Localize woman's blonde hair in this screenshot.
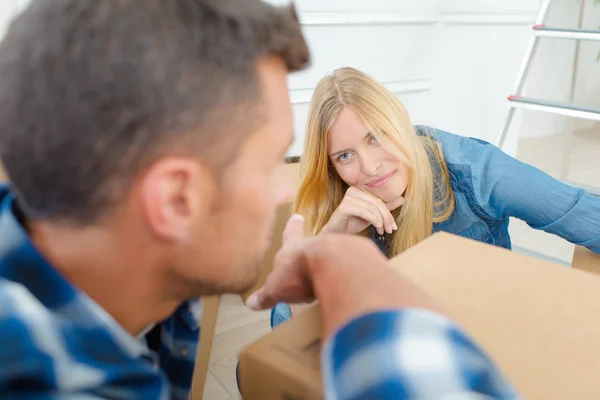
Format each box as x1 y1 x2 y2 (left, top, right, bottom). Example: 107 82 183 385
294 67 455 257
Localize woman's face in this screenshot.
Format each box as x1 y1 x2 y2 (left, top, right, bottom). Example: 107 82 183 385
328 107 410 205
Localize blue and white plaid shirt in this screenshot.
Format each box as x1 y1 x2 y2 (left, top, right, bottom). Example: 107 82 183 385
322 309 519 399
0 186 198 400
0 184 518 399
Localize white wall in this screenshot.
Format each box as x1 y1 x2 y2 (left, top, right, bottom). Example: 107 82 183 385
278 0 542 157
0 1 20 38
5 1 597 158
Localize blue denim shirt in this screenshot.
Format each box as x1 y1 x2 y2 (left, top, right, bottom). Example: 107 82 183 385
428 126 600 252
272 125 600 327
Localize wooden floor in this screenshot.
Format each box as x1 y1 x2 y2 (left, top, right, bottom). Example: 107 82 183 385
204 294 270 399
204 126 600 399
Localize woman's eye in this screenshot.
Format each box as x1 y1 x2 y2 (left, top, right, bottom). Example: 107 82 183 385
368 134 378 145
338 152 351 162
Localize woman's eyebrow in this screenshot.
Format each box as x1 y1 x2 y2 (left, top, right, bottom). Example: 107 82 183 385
329 132 372 157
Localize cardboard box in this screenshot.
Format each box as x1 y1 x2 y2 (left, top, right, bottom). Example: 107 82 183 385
239 233 600 400
572 245 600 276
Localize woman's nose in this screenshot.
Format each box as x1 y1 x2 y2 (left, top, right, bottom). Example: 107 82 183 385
361 152 382 176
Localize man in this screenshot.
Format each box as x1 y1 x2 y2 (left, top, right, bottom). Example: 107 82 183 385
0 0 517 399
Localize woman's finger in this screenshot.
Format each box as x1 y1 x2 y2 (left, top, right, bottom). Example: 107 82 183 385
348 187 397 233
340 202 384 235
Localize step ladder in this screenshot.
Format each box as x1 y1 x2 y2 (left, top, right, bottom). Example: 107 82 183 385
496 0 600 197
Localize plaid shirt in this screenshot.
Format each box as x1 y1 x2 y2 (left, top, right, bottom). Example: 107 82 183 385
0 186 198 399
322 309 519 399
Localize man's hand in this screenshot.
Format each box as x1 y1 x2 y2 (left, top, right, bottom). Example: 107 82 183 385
247 215 445 338
246 214 317 308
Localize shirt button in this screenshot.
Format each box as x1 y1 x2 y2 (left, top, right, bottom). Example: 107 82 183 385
181 346 188 357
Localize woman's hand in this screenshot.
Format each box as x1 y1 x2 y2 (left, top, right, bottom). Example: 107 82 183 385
321 187 404 235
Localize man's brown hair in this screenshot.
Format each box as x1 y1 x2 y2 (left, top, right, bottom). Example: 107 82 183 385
0 0 310 224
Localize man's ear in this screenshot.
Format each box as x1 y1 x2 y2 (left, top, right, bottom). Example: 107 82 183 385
139 157 216 243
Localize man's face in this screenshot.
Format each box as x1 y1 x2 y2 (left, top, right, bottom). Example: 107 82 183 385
182 57 295 295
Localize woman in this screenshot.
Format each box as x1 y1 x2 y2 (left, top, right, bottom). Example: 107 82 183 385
271 67 600 327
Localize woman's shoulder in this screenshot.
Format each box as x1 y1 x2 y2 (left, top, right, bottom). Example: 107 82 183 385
413 125 495 165
414 125 487 144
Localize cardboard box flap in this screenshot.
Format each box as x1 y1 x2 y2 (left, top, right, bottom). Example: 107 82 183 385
240 233 600 400
239 305 323 400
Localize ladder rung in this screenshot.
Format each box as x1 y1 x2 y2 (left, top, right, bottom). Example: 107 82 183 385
507 96 600 121
533 25 600 41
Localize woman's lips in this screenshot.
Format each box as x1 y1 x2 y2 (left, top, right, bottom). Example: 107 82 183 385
366 171 396 188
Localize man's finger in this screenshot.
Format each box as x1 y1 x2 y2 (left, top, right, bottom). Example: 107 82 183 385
246 287 275 311
282 214 305 243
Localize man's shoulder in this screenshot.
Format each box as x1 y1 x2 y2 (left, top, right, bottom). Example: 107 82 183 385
0 279 108 389
0 279 59 386
0 182 11 206
0 278 168 397
0 278 45 326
